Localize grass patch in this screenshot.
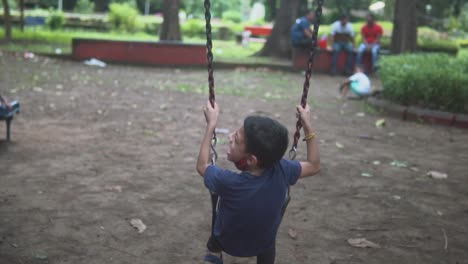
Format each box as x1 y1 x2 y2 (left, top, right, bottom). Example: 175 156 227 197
0 27 159 44
0 42 70 54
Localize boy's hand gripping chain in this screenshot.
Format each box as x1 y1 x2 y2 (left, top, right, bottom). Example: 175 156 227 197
289 0 324 160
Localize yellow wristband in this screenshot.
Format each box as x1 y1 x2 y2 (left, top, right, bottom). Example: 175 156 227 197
303 132 316 141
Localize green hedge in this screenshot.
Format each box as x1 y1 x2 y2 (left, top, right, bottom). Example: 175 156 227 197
418 38 459 55
458 39 468 48
376 37 459 55
379 53 468 113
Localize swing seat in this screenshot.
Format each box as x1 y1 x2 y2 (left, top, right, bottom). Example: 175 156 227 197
0 101 20 141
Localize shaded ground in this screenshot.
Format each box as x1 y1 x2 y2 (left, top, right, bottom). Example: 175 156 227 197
1 51 467 264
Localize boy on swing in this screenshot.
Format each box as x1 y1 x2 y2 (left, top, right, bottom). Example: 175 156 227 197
197 101 320 264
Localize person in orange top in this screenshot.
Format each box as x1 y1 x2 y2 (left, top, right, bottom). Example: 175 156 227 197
356 13 383 72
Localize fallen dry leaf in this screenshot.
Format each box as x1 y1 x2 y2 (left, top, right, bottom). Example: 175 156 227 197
427 171 448 180
347 238 380 248
130 219 146 233
375 119 386 128
288 228 297 239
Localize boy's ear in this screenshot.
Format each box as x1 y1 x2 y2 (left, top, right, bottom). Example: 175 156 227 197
246 154 259 167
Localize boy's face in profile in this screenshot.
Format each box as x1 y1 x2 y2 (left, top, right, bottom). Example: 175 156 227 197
227 126 249 163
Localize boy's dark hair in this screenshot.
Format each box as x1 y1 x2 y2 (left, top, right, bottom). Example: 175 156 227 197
243 116 289 169
355 64 364 71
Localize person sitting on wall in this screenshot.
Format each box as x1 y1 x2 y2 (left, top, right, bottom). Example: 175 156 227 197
330 14 355 76
291 10 315 47
356 13 383 72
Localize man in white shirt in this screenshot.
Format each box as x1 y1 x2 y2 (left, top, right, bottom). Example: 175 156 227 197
330 14 355 76
338 65 371 99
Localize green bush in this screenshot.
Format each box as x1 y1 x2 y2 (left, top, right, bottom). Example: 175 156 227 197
418 38 459 55
47 10 65 30
74 0 95 14
143 21 160 35
181 19 205 38
379 53 468 113
214 26 233 40
458 39 468 48
107 3 141 33
378 37 458 55
222 11 242 23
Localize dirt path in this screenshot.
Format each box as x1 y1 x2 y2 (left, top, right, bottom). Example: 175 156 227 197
1 52 467 264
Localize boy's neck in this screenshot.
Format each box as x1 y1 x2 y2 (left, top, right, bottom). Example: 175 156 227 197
246 166 264 176
234 159 264 176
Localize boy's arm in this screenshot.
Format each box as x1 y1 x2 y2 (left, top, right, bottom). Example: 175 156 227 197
297 104 320 178
0 95 11 110
361 27 367 45
196 101 219 177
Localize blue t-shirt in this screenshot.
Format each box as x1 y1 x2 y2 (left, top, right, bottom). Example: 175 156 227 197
204 159 301 257
291 17 311 44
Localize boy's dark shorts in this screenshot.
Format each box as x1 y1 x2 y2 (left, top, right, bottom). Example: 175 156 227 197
206 235 223 253
206 235 276 263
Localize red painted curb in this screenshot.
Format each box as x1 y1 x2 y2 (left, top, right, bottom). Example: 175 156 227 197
367 98 466 129
72 38 206 66
454 114 468 128
406 107 455 126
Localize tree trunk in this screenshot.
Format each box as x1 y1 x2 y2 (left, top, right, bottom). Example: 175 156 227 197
256 0 301 58
20 0 24 32
453 0 462 17
2 0 11 41
159 0 181 41
94 0 110 12
391 0 417 54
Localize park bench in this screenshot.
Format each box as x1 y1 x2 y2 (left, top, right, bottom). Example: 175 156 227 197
0 101 20 141
243 26 272 37
72 39 206 66
24 16 46 27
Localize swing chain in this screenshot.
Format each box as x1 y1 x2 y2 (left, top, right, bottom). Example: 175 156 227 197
290 0 324 160
204 0 217 164
288 146 297 160
210 132 218 165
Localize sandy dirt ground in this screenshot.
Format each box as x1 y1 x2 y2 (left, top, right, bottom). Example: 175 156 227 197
0 51 467 264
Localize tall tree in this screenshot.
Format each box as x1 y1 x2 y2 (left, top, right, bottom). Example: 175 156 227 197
19 0 24 32
1 0 11 40
391 0 417 54
159 0 181 41
256 0 301 58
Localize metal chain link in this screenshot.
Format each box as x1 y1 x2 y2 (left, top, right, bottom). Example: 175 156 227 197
289 0 324 160
204 0 218 165
204 0 219 236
